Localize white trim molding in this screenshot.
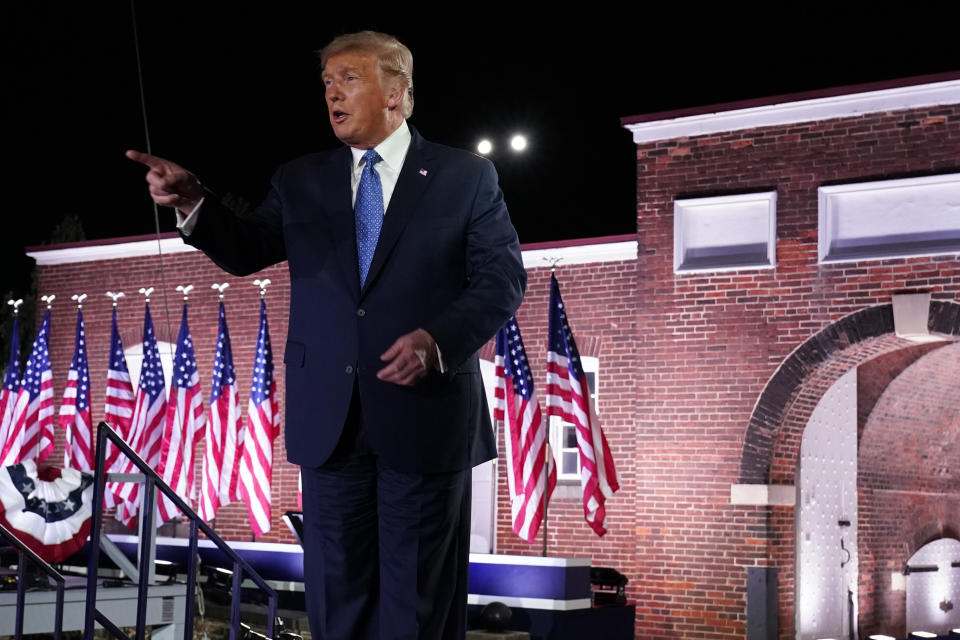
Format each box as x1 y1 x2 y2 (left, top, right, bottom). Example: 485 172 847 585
27 236 197 266
468 553 590 567
28 235 635 269
624 78 960 143
522 239 636 269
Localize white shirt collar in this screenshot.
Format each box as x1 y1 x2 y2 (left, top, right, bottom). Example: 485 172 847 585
350 119 411 173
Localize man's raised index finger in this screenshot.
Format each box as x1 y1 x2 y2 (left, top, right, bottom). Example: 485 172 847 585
125 149 164 169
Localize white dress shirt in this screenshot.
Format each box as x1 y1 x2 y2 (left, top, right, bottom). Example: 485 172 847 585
349 119 411 210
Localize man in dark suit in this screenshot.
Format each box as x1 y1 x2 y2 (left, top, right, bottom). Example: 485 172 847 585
128 31 525 640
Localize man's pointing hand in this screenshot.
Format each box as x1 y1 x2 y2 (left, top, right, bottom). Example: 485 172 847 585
126 150 203 213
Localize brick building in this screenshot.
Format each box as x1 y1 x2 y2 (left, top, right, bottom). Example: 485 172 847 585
616 72 960 639
20 72 960 639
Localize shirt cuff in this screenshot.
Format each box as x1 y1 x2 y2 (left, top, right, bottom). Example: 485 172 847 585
175 197 204 236
435 344 446 374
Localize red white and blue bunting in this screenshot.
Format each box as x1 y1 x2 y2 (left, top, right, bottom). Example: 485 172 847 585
0 461 94 562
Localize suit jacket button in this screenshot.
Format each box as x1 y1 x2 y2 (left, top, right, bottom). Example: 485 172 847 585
357 308 366 317
345 365 354 374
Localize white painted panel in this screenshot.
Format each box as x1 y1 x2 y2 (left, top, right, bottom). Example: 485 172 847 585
730 483 796 506
125 341 175 401
674 192 776 273
473 359 499 553
797 368 858 640
907 538 960 635
819 173 960 263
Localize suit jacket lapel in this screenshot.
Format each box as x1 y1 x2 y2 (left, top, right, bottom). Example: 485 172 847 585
360 129 433 299
321 146 362 299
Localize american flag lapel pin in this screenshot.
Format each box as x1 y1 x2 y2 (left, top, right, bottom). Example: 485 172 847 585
419 168 428 176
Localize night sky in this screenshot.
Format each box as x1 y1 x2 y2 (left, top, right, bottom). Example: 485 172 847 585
4 5 960 297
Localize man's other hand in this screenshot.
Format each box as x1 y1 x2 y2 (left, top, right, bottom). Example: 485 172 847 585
126 150 203 212
377 329 437 386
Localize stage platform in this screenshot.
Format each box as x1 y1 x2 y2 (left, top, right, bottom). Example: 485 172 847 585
62 538 636 640
0 578 186 638
466 554 634 640
467 602 635 640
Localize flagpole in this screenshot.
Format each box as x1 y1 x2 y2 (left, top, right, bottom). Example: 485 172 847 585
542 442 549 557
541 256 562 558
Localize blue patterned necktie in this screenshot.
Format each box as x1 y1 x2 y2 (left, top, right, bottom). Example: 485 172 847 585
355 149 384 287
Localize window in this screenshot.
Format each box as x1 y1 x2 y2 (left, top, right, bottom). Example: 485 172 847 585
673 191 777 273
819 173 960 263
550 356 598 482
124 341 176 400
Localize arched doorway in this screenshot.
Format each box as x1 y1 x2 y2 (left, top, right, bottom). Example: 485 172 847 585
905 538 960 635
738 300 960 639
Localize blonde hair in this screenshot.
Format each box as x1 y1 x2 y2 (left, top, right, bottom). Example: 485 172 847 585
319 31 414 118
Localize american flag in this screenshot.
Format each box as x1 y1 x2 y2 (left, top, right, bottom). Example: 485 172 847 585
109 305 167 526
494 316 555 543
103 308 136 475
238 299 280 536
199 301 241 522
101 307 136 513
0 315 22 458
156 305 205 524
58 309 93 470
545 274 620 536
0 311 54 466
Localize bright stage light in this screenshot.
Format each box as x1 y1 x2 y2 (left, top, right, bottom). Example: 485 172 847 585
510 134 527 152
477 139 493 155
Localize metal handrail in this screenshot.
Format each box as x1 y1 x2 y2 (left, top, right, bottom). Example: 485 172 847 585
84 422 278 640
0 520 66 640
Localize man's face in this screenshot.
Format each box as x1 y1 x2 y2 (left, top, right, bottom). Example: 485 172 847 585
322 51 402 149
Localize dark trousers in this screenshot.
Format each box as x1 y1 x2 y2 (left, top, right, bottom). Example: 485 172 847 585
301 389 472 640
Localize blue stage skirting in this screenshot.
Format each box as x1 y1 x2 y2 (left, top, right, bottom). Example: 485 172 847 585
76 538 612 615
467 553 592 610
100 535 304 583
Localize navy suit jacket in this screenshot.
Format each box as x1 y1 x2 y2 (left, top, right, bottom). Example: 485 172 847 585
183 129 526 473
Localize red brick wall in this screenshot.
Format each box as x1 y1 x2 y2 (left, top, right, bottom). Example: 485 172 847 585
631 102 960 639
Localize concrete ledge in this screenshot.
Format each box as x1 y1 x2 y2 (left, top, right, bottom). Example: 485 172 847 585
730 484 796 506
891 571 906 592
